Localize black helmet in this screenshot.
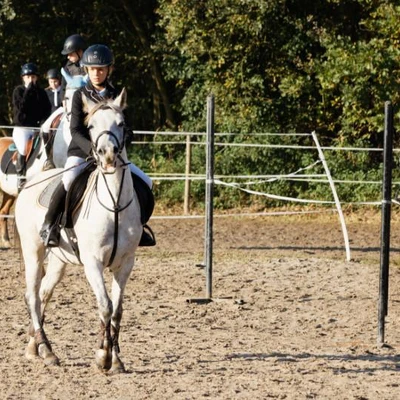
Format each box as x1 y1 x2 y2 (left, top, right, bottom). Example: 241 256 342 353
81 44 114 67
21 63 38 76
47 68 60 80
61 34 87 55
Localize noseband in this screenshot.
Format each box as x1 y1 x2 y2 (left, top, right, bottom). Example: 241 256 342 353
93 130 124 157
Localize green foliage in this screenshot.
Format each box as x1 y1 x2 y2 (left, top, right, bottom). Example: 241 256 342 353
1 0 399 208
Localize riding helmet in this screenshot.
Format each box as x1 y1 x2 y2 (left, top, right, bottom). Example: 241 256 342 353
21 63 38 76
46 68 60 80
81 44 114 67
61 34 87 55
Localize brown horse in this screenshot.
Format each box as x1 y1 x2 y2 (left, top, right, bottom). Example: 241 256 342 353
0 137 16 248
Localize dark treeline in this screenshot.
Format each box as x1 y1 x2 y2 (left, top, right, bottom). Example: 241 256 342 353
0 0 398 207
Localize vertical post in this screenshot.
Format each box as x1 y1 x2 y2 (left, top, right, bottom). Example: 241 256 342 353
184 134 192 215
311 131 351 261
378 101 394 345
205 94 215 299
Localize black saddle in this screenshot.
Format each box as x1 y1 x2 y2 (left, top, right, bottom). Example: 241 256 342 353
40 164 154 229
39 165 154 261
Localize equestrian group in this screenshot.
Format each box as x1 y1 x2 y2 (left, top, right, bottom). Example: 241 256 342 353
0 35 156 372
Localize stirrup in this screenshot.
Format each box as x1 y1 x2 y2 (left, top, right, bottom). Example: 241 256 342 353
17 176 26 192
39 224 60 248
139 224 156 247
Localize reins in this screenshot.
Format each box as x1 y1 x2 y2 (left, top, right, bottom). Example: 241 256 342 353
89 122 133 267
23 160 93 190
94 161 133 267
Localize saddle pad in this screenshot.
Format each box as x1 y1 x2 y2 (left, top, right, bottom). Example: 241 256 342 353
0 135 42 175
132 173 155 224
38 175 63 208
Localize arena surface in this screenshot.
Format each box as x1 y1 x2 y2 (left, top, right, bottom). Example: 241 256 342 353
2 210 400 399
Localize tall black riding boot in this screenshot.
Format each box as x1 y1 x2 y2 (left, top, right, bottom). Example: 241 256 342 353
15 153 26 192
39 182 67 247
43 131 55 170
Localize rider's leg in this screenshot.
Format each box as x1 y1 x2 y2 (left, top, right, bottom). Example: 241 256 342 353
39 156 87 247
128 163 156 247
12 127 33 191
39 181 67 247
129 163 152 189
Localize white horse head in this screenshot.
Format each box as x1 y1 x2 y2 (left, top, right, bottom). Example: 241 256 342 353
15 87 142 372
83 88 127 174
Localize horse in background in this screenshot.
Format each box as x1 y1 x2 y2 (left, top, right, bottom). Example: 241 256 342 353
16 89 142 373
0 132 53 247
0 74 84 248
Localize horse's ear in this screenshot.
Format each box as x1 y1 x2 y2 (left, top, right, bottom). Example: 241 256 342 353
114 88 127 110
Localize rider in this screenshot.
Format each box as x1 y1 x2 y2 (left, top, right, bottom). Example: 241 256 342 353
60 34 87 89
41 34 88 169
39 44 156 247
12 62 52 190
45 69 63 113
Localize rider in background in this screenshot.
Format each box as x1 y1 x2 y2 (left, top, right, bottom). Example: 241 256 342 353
40 44 156 248
12 63 51 190
41 35 88 169
60 34 87 89
45 69 63 113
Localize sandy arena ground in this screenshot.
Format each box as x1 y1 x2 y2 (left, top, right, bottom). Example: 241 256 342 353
2 209 400 399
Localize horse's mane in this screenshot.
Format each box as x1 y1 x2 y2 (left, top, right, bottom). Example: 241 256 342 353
84 100 124 126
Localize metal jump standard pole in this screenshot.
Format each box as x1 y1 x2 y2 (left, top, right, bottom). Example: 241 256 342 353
205 94 215 299
378 101 394 346
187 94 215 304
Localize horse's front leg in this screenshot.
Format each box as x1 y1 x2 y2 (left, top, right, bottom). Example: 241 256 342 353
34 255 67 365
109 259 135 374
83 261 113 371
24 249 59 366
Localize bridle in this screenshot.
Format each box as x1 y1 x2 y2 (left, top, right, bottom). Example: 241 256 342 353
89 111 134 267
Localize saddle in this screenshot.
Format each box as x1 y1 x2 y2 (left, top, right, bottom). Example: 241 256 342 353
0 134 41 175
39 166 155 231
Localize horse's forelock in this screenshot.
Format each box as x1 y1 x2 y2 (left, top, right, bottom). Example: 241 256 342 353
84 100 124 126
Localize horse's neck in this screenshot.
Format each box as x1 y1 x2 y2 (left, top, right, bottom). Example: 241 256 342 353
94 165 134 209
64 88 76 114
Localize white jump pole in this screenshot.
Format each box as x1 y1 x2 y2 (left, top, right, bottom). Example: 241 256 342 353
311 131 351 261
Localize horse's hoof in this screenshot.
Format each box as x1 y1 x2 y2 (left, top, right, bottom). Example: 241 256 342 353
44 353 60 366
38 343 59 366
25 351 40 361
95 349 112 371
0 241 11 249
110 361 126 374
25 338 38 360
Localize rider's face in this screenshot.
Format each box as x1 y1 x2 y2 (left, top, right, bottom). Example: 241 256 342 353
48 78 60 90
87 66 109 89
22 74 38 86
67 51 82 63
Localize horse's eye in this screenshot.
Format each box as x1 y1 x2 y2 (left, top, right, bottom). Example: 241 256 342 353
118 122 124 128
87 124 93 130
